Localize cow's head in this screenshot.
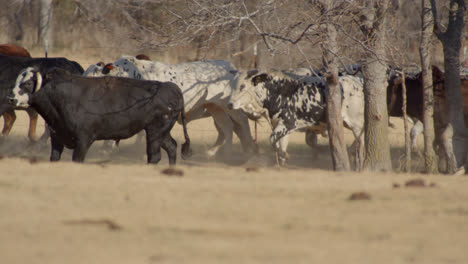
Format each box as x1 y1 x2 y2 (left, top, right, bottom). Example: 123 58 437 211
8 67 43 107
228 69 270 120
82 61 105 77
101 57 142 79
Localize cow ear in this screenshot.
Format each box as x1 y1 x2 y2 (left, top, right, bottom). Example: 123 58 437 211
251 73 268 86
246 69 259 79
229 70 238 76
102 64 114 75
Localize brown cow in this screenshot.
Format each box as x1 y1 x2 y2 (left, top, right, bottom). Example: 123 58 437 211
135 54 151 61
0 44 31 58
387 65 468 155
0 44 40 142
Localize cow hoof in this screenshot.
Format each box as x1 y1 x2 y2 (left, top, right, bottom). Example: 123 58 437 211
276 152 289 166
279 158 287 166
206 146 220 157
305 132 318 148
181 142 192 159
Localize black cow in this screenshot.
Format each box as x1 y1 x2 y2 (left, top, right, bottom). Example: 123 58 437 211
7 67 191 164
0 54 84 141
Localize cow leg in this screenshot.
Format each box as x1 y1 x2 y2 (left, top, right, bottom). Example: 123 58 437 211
161 134 178 165
2 110 16 137
410 119 423 152
26 108 39 142
278 134 290 163
102 140 116 150
351 128 364 171
50 135 64 162
135 130 145 145
204 104 233 157
270 123 292 166
305 130 318 148
227 109 258 153
39 123 50 142
146 118 177 164
342 116 365 171
212 120 226 149
72 138 93 162
145 130 163 164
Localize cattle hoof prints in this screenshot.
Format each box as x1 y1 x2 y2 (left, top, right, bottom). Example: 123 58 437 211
161 167 184 177
348 191 371 201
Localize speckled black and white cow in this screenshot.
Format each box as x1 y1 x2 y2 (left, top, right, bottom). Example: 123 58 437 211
228 69 364 165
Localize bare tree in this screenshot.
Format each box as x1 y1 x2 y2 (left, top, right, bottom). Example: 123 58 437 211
431 0 468 173
420 0 439 173
313 1 352 171
38 0 52 56
358 0 393 172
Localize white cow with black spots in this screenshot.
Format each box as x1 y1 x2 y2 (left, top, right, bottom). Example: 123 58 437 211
88 56 257 157
228 69 364 166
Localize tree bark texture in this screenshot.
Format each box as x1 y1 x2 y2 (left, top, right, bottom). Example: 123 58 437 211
432 0 468 173
360 1 393 172
38 0 53 53
324 21 351 171
362 59 393 172
419 0 438 174
401 71 411 172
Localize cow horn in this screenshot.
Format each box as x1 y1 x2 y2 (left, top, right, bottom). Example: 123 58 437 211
34 71 43 93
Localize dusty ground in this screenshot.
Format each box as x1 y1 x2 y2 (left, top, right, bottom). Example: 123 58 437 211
1 53 467 264
0 111 467 264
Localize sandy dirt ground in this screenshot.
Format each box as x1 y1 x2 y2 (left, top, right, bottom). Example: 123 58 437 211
1 54 467 264
0 111 467 264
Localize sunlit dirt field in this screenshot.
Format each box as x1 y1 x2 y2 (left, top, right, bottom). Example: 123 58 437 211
0 55 467 264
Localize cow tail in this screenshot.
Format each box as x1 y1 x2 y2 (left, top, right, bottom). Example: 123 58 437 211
180 107 192 160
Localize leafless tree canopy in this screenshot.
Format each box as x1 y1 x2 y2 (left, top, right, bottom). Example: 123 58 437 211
1 0 462 69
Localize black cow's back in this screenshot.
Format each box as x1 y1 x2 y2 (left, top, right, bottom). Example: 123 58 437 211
32 71 184 146
0 54 84 113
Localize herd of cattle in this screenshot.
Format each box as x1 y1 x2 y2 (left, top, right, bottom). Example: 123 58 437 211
1 43 467 167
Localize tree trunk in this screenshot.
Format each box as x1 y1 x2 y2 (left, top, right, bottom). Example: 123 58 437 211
360 2 393 172
419 0 438 174
362 59 392 172
323 22 351 171
38 0 53 55
431 0 468 173
401 71 411 172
